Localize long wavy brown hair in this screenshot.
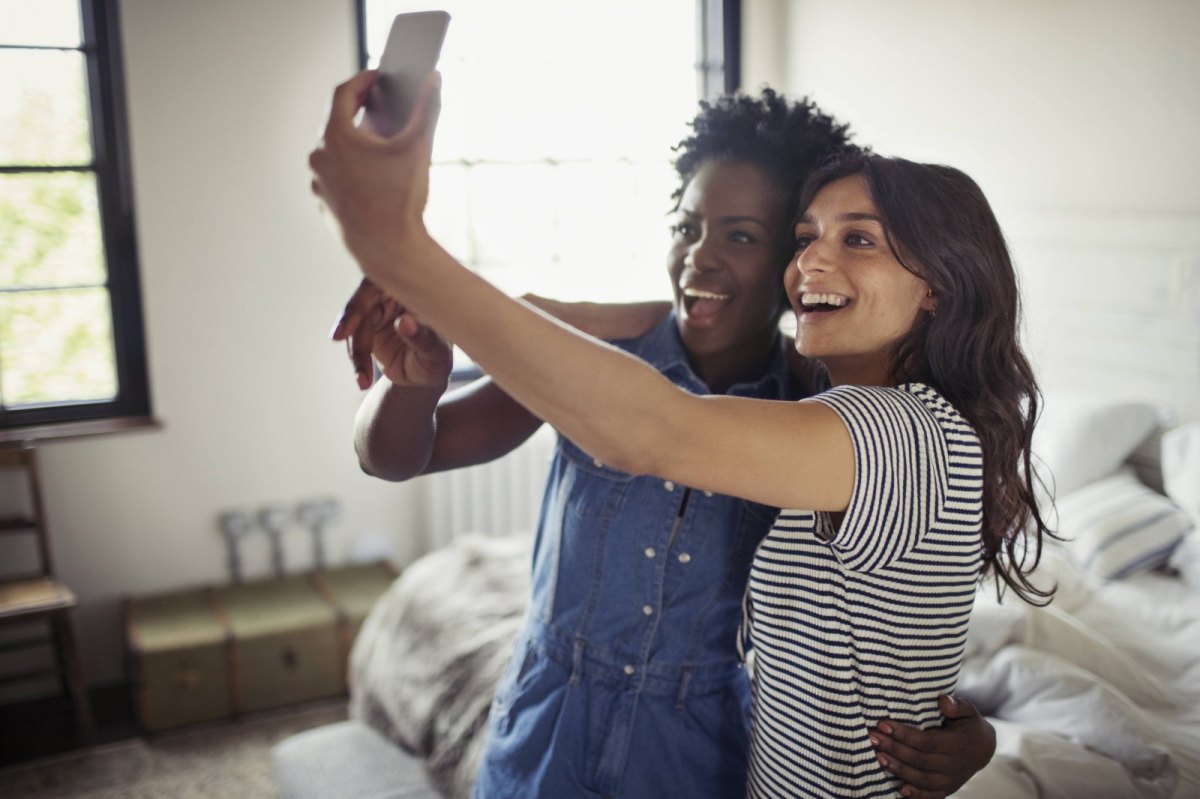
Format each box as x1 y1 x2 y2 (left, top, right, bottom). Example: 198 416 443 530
796 155 1057 605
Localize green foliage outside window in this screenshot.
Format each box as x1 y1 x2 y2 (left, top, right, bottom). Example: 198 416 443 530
0 19 119 410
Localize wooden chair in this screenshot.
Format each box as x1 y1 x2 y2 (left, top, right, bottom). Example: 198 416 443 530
0 444 95 744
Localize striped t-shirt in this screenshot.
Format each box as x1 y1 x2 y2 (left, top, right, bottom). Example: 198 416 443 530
742 383 983 798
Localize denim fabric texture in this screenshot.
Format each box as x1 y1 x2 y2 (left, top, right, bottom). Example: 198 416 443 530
471 314 802 799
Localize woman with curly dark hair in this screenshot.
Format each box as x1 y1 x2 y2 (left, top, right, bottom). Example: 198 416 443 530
327 79 998 798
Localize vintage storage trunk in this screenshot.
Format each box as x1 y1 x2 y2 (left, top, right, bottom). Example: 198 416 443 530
313 560 398 659
125 563 396 730
214 574 342 714
125 588 232 732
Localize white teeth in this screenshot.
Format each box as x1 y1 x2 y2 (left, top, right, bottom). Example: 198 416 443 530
682 287 730 300
800 292 849 307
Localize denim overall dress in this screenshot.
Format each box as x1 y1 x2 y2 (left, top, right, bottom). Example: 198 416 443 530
471 315 801 799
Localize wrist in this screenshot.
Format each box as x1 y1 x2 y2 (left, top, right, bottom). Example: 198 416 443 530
351 219 433 289
383 373 450 394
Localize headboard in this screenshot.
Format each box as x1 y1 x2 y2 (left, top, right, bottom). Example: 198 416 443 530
1007 211 1200 427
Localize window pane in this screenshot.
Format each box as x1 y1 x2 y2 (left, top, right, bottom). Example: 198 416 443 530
425 163 471 262
0 287 117 407
549 161 675 302
0 50 92 166
0 0 82 47
0 172 105 288
367 0 697 374
467 163 559 293
367 0 696 162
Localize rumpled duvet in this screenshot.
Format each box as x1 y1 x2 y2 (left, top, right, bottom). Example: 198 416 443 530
955 548 1200 798
350 536 1200 798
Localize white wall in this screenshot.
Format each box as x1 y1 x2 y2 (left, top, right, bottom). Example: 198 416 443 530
744 0 1200 422
34 0 434 688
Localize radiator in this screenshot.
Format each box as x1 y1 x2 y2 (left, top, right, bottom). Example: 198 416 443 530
425 424 557 547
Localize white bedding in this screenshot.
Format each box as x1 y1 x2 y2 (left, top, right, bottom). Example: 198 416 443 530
955 548 1200 798
354 534 1200 798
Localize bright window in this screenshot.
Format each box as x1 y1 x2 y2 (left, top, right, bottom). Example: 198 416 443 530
361 1 701 312
0 0 150 433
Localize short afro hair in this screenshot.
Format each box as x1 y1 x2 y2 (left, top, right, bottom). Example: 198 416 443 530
671 88 864 213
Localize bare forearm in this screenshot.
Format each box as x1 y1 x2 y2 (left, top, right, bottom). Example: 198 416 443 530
353 379 444 480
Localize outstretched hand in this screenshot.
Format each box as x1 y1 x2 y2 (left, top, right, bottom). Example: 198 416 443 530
309 69 442 279
869 694 996 798
331 278 452 391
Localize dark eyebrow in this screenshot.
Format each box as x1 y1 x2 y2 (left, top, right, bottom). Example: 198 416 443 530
796 211 882 225
677 209 772 230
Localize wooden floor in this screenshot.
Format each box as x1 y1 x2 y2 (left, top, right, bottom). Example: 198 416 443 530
0 684 136 768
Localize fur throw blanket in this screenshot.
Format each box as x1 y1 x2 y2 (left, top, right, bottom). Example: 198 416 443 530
349 534 531 799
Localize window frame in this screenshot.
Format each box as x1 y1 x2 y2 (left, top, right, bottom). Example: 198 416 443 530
0 0 152 436
357 0 742 104
698 0 741 98
354 0 740 384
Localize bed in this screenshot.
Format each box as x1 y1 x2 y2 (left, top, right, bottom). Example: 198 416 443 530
283 391 1200 799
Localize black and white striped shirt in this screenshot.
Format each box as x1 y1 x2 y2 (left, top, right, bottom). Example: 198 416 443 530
742 383 983 798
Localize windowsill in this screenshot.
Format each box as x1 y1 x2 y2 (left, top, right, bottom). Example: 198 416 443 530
0 416 162 446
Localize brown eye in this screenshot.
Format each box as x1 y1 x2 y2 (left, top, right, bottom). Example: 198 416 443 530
672 222 697 239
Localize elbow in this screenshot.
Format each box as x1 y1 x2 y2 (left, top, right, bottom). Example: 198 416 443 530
601 448 652 478
356 456 410 483
359 461 424 483
355 442 426 483
585 422 668 478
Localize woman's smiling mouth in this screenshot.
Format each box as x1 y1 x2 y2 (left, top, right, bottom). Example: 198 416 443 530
798 291 851 314
681 285 733 324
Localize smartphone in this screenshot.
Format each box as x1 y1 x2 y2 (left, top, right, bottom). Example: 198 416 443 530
364 10 450 137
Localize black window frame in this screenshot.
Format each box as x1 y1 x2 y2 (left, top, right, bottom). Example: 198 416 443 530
0 0 152 435
699 0 741 98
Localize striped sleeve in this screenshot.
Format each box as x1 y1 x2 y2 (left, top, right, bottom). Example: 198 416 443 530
810 385 950 572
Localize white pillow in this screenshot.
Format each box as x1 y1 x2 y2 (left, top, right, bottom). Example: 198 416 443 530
1032 393 1163 501
1167 530 1200 592
1162 422 1200 524
1055 468 1193 580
